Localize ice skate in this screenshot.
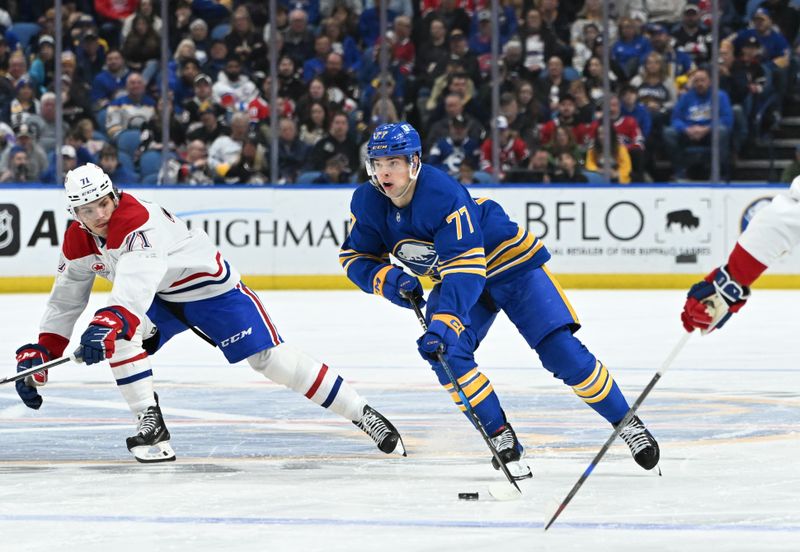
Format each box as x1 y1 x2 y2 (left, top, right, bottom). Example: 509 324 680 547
354 405 406 456
615 415 660 470
126 395 176 463
490 424 532 480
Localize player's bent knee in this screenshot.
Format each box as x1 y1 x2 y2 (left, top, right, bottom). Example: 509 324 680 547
536 326 596 385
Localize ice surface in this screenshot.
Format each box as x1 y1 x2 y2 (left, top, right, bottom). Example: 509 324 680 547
0 290 798 551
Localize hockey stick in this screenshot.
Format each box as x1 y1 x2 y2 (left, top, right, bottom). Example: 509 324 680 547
402 291 522 498
544 331 691 530
0 354 80 386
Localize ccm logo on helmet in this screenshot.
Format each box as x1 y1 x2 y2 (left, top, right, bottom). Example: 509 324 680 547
221 327 252 347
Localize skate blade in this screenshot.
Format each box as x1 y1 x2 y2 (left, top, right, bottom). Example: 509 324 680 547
130 441 176 464
392 437 407 457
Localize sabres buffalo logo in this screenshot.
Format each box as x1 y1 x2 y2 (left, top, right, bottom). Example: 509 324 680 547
393 239 438 276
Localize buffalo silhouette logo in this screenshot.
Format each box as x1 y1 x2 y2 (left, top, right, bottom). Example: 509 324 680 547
666 209 700 231
393 240 438 276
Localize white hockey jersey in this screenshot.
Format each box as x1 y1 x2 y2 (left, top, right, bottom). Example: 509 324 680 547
41 192 241 342
738 176 800 271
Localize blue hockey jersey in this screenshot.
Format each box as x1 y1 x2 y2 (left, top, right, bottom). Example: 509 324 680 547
340 164 550 326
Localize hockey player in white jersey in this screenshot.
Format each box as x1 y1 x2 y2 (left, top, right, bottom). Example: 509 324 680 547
14 163 405 462
682 175 800 332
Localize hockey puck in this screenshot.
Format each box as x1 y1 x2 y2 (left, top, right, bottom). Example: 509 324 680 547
458 492 479 501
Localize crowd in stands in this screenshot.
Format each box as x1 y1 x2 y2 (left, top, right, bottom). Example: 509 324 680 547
0 0 798 185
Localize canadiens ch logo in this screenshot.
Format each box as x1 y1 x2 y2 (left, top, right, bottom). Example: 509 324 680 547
393 239 438 276
91 262 106 272
0 205 21 256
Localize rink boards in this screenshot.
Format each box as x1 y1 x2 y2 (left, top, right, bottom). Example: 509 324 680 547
0 184 798 290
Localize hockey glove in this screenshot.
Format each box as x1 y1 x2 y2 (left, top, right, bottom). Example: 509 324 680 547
681 265 750 333
417 315 464 362
373 266 425 309
78 307 136 365
15 344 52 410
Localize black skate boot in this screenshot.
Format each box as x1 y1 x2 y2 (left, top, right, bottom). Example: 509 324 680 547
615 415 660 470
490 424 532 480
126 394 176 463
354 405 406 456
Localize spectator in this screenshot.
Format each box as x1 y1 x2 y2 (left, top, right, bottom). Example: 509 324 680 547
105 72 156 138
506 148 553 183
538 94 593 148
443 28 480 84
276 117 309 183
479 115 530 180
729 9 790 100
183 73 225 125
756 0 800 45
189 19 211 65
589 94 646 181
427 70 482 127
76 119 106 157
538 0 572 47
572 22 600 73
202 39 229 81
567 79 595 123
98 143 136 183
0 124 48 179
91 49 129 112
672 3 712 64
171 139 214 185
120 0 163 41
582 55 618 105
734 35 773 136
312 153 352 183
585 127 632 184
29 35 56 93
169 1 195 52
225 6 267 64
212 57 258 106
303 34 333 83
457 158 478 185
631 51 678 114
39 145 79 184
420 0 470 39
187 106 228 143
10 79 40 130
0 146 33 183
281 9 315 67
276 55 306 100
173 58 202 107
619 84 652 139
6 51 29 88
23 92 57 152
518 9 558 78
76 28 108 85
426 92 485 147
545 125 584 162
500 91 537 147
306 111 359 173
642 23 693 80
415 17 450 86
553 150 589 183
299 100 329 147
225 135 269 184
121 14 161 85
539 56 573 113
516 79 550 125
571 0 617 47
663 67 733 180
469 10 494 56
208 112 251 177
61 51 92 115
137 97 187 157
320 52 358 109
427 114 481 177
612 17 650 79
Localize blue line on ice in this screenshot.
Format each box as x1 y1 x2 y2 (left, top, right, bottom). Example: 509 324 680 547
0 514 798 532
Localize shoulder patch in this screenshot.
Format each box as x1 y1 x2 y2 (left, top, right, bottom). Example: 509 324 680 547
107 193 150 249
62 221 101 260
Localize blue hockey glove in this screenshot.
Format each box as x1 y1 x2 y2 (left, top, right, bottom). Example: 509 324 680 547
373 266 425 309
681 265 750 333
78 307 136 365
15 344 52 410
417 315 464 362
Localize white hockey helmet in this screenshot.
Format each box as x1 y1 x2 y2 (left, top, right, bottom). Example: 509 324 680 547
64 162 118 216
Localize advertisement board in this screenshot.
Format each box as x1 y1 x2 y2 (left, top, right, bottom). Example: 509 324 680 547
0 184 796 289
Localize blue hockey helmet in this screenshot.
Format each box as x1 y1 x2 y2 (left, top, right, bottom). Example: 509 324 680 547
366 122 422 192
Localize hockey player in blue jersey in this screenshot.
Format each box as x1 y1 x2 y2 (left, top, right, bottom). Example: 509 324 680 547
340 122 660 478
